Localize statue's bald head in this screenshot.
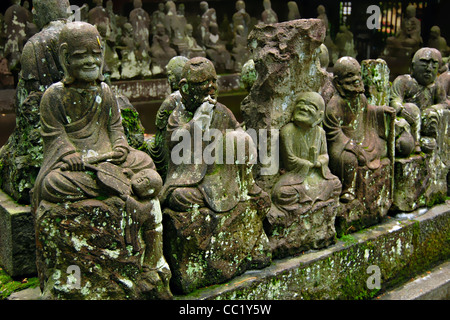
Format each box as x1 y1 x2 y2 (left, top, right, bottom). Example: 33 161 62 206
59 21 102 51
333 56 361 80
182 57 217 84
32 0 71 30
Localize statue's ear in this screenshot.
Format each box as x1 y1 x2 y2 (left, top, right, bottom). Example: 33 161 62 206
59 43 74 85
179 78 188 95
313 110 324 127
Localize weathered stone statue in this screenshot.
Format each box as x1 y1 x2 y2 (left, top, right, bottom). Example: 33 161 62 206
335 25 357 58
261 0 278 24
317 5 329 35
151 3 166 34
390 48 447 153
204 22 233 73
3 0 32 74
118 23 140 79
164 0 186 49
232 0 251 37
150 55 188 180
161 57 271 294
129 0 152 78
266 92 342 257
387 4 422 49
88 0 111 38
231 24 250 72
32 22 172 300
96 21 121 80
0 0 71 203
428 26 450 57
287 1 301 21
198 1 217 47
390 48 449 212
150 23 178 75
318 44 335 105
179 23 206 58
323 56 394 233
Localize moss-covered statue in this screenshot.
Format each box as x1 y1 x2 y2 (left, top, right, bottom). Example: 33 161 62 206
266 92 342 258
32 22 172 300
390 48 448 154
324 57 395 234
161 57 271 294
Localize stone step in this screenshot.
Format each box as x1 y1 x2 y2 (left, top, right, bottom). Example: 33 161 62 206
376 260 450 300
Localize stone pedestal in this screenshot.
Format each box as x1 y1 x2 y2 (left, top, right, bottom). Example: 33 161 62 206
0 189 35 277
34 197 172 300
163 198 271 294
392 152 448 212
264 198 339 259
336 159 392 236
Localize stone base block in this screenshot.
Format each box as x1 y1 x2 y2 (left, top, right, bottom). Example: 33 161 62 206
0 189 35 277
264 198 339 259
336 159 392 236
392 152 448 212
35 197 172 300
163 198 272 294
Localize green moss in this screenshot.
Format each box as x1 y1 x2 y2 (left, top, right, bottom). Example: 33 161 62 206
0 268 39 300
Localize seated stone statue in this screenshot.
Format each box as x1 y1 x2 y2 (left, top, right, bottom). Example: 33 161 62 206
231 24 250 72
178 24 206 58
428 26 450 58
323 57 395 203
160 57 271 293
204 22 233 72
335 26 357 58
150 55 188 180
150 23 178 74
32 22 171 300
261 0 278 24
272 92 341 214
390 48 448 153
387 4 422 49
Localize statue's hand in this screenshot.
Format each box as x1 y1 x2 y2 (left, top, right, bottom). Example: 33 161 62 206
61 153 85 171
110 147 129 165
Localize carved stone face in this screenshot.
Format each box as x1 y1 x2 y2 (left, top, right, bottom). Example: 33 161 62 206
292 92 325 128
60 22 104 85
412 49 440 86
334 57 365 97
131 169 162 199
180 58 218 110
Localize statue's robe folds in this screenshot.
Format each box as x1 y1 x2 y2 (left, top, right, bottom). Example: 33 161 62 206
32 81 154 208
323 93 388 187
272 124 341 213
161 101 248 213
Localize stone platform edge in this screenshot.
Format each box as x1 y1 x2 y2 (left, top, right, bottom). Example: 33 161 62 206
177 202 450 300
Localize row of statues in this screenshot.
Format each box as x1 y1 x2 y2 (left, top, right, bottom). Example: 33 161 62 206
0 1 449 300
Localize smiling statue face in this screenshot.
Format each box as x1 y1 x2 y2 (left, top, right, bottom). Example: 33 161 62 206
131 169 163 199
59 22 104 86
292 92 325 128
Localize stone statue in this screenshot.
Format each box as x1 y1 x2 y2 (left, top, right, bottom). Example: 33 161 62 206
232 0 251 37
261 0 278 24
150 23 177 74
335 25 357 58
118 22 140 79
96 21 121 80
151 3 166 34
88 0 111 38
150 55 188 180
164 0 185 49
204 22 233 73
4 0 32 74
198 1 217 47
390 48 448 154
323 57 395 203
387 4 422 49
161 57 271 293
428 26 450 57
272 92 341 213
267 92 342 257
129 0 152 78
231 24 250 71
287 1 301 21
179 23 206 58
32 21 172 300
0 0 71 203
318 44 335 105
317 5 329 35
